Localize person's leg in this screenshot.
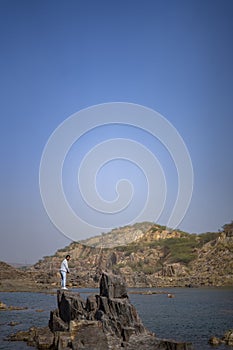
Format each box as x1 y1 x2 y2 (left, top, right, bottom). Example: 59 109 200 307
60 271 66 288
63 272 66 288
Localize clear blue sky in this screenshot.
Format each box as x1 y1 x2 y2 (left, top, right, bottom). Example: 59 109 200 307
0 0 233 264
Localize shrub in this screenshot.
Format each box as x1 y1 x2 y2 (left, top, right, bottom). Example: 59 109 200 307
161 236 198 265
198 231 220 245
142 265 155 275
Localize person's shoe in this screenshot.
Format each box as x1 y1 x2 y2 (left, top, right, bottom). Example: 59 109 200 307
61 287 68 290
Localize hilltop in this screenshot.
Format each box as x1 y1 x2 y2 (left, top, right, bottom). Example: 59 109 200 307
80 222 153 248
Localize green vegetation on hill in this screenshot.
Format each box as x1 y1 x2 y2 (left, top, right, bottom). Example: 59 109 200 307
116 230 221 266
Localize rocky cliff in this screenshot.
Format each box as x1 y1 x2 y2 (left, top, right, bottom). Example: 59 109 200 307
189 225 233 286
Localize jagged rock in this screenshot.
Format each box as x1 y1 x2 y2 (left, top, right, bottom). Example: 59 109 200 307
56 290 86 323
86 294 97 312
209 336 222 345
0 301 7 309
100 271 128 298
49 272 146 341
10 271 194 350
54 331 72 349
95 295 146 338
223 329 233 345
8 326 54 349
49 309 68 331
70 320 109 350
86 294 98 320
209 329 233 346
34 327 54 349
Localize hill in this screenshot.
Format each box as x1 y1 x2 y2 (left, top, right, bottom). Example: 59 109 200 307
0 261 26 280
0 261 39 292
28 221 233 288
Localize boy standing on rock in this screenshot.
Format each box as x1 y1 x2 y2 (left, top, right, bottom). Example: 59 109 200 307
60 255 70 290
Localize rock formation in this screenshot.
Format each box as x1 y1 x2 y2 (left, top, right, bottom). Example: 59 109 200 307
0 300 27 311
209 329 233 346
9 271 194 349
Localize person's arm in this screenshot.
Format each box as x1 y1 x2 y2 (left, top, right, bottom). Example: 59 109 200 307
65 259 70 273
60 260 65 271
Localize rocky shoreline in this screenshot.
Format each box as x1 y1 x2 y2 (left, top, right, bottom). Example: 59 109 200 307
8 272 194 350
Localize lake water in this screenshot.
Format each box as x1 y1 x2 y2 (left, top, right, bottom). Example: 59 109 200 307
0 287 232 349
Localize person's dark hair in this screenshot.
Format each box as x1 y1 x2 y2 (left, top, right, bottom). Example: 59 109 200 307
66 254 70 259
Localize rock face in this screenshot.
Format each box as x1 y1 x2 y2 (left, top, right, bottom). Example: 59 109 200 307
81 222 153 248
9 271 194 350
100 271 128 298
49 272 148 348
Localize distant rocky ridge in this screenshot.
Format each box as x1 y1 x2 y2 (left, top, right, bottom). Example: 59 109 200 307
0 261 29 280
1 221 233 290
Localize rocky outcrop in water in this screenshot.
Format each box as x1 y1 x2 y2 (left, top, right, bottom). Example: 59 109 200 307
9 271 193 349
0 300 27 311
209 329 233 346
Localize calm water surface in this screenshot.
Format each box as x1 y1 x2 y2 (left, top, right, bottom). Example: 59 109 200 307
129 287 233 350
0 287 232 350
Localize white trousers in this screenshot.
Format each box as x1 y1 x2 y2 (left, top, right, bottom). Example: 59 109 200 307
60 271 66 288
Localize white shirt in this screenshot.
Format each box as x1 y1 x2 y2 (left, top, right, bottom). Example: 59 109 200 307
60 258 70 273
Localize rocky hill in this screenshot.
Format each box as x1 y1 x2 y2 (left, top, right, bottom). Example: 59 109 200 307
0 261 40 291
0 261 26 280
189 223 233 286
27 221 233 289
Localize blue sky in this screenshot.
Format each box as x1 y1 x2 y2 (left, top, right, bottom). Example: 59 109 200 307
0 0 233 264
